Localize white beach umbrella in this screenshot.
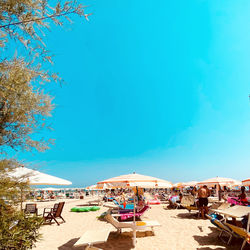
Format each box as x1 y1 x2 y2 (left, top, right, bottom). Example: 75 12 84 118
242 178 250 186
97 172 172 246
173 182 183 188
97 172 172 189
197 177 240 187
182 181 198 187
85 185 102 190
8 166 72 186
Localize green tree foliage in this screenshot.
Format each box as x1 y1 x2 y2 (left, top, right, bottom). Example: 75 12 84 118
0 58 54 153
0 211 43 249
0 0 90 153
0 159 44 249
0 1 89 248
0 0 90 56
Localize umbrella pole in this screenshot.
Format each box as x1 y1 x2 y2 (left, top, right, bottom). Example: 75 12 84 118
133 191 136 247
133 192 136 223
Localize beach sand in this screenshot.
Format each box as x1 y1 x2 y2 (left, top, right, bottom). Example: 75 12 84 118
33 198 244 250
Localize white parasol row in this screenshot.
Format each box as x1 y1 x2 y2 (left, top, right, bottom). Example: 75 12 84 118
197 177 241 187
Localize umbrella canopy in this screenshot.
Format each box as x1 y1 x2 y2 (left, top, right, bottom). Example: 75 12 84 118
85 185 102 190
8 167 72 186
197 177 241 187
97 172 172 189
97 172 171 247
242 179 250 186
173 182 183 188
182 181 198 187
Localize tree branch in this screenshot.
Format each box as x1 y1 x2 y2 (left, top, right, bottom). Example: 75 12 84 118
0 10 77 29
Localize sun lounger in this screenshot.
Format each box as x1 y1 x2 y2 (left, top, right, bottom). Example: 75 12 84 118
208 197 219 203
210 202 231 213
225 213 250 250
113 200 134 210
213 205 250 219
206 214 236 244
103 203 119 209
105 213 161 234
227 197 250 206
179 195 199 212
74 227 112 250
225 223 249 249
105 197 115 202
87 198 103 206
159 193 169 201
113 205 150 221
118 208 134 213
208 206 250 249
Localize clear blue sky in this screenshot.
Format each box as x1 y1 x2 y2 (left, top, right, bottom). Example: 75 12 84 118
19 0 250 186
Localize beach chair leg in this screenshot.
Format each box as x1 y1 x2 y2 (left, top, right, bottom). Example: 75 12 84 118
219 230 223 238
241 239 247 250
218 230 226 243
219 230 232 245
44 214 53 224
227 234 232 245
60 216 66 223
52 216 60 226
218 230 226 242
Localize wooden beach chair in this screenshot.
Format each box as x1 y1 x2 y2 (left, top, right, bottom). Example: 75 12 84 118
23 203 38 215
43 202 65 226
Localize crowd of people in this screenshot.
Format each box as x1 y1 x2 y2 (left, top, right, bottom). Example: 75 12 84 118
167 185 249 219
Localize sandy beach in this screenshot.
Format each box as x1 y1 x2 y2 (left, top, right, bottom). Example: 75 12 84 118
32 198 244 250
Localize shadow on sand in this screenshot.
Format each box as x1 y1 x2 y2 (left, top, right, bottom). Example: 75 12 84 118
58 231 155 250
174 212 199 220
58 237 79 250
196 248 226 250
193 226 247 250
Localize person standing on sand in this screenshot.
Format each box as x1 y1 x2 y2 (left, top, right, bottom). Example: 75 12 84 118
198 185 210 219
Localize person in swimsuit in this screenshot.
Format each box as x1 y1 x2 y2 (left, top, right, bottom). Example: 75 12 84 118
238 186 248 205
198 185 210 219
